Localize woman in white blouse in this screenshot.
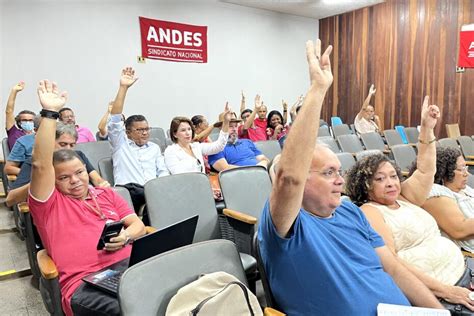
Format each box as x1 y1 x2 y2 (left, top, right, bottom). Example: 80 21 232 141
164 105 230 175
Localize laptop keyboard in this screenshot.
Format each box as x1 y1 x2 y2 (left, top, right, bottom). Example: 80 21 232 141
98 271 123 293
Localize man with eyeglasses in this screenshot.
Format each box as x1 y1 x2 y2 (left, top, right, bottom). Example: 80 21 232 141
58 107 95 143
257 40 442 315
107 67 169 215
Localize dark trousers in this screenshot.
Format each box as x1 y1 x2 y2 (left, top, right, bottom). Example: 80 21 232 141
117 183 149 225
71 283 120 316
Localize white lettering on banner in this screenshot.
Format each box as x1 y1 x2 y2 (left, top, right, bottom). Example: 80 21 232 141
469 42 474 49
147 26 203 47
177 51 202 59
147 26 158 42
147 48 177 57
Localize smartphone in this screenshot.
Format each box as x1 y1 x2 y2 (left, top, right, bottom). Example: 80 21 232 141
97 220 124 250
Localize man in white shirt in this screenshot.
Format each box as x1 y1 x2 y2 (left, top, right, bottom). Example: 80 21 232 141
107 67 169 214
354 84 381 134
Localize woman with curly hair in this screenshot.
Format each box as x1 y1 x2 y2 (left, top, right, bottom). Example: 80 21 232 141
346 97 474 311
266 110 290 141
420 146 474 253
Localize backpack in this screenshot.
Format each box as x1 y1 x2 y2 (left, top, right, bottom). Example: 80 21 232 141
166 271 263 316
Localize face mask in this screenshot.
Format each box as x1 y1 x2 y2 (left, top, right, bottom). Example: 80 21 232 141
20 121 34 131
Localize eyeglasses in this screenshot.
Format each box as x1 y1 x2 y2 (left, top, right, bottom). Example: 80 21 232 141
455 166 469 173
309 168 346 179
196 158 204 172
130 127 150 134
62 115 75 119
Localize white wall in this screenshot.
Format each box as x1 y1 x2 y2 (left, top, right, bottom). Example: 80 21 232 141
0 1 318 144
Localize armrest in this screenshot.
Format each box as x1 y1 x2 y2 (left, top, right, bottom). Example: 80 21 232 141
462 250 474 258
223 208 257 225
465 155 474 160
145 226 156 234
264 307 286 316
465 161 474 166
18 202 29 213
37 249 59 279
7 174 17 181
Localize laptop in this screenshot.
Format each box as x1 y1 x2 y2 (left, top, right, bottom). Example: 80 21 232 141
82 215 198 296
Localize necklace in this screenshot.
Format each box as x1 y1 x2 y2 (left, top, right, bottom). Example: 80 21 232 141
82 192 106 220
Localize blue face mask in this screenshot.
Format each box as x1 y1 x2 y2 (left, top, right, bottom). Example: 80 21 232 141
20 121 34 131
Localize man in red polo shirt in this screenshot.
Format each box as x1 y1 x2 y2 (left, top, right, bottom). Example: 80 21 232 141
28 80 145 316
238 94 268 141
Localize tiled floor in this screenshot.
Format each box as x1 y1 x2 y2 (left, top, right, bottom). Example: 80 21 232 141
0 196 48 315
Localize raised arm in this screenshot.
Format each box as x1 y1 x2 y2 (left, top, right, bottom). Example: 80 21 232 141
282 100 288 125
5 82 25 130
289 94 303 123
242 95 260 130
401 96 439 206
201 103 231 155
30 81 68 200
356 84 376 120
97 101 113 138
270 40 333 237
239 90 245 115
110 67 138 115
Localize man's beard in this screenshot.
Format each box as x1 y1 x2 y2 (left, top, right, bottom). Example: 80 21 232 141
228 135 238 144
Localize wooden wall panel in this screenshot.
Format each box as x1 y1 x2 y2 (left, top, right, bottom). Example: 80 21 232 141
319 0 474 137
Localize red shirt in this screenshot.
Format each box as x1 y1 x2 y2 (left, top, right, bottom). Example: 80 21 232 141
28 186 134 316
238 118 268 142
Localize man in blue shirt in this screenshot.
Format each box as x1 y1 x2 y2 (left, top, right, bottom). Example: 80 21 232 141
208 119 269 171
258 39 443 315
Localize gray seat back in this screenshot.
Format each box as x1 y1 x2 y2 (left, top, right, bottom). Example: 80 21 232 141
337 134 364 154
144 173 220 242
383 130 404 148
254 140 281 161
74 141 112 171
468 174 474 188
404 127 419 144
149 127 167 144
438 138 459 149
458 136 474 157
113 186 133 209
336 152 356 173
318 125 331 137
317 136 341 153
391 144 417 172
118 240 246 316
360 132 386 151
98 157 114 186
219 166 271 220
332 124 352 138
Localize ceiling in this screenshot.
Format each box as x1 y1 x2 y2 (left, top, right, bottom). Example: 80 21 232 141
221 0 385 19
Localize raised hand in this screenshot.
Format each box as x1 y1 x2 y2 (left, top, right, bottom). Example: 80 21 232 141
12 81 25 92
282 100 288 112
241 90 245 102
223 102 232 123
254 94 262 110
37 80 67 112
369 84 376 95
420 96 440 129
306 39 333 91
120 67 138 87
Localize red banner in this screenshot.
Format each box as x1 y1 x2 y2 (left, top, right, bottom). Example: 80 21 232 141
458 30 474 68
139 17 207 63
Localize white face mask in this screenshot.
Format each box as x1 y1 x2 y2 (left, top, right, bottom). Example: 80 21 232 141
20 121 34 131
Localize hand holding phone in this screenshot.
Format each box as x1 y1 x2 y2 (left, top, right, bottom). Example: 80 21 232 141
97 220 124 250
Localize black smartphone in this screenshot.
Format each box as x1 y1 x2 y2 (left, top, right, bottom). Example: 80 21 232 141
97 220 124 250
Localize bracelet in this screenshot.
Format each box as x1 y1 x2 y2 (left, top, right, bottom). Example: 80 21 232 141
418 137 436 145
40 109 59 119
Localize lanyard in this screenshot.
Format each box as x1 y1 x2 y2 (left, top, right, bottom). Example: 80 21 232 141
83 192 106 220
